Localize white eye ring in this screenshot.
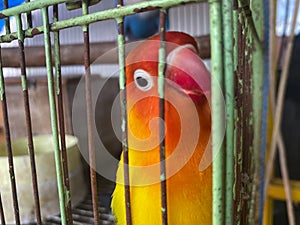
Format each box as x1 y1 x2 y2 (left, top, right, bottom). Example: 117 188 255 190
133 69 154 91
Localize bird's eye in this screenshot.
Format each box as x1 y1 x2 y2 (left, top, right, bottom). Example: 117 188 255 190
134 69 154 91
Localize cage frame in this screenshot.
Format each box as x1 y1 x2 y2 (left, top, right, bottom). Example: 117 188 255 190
0 0 265 224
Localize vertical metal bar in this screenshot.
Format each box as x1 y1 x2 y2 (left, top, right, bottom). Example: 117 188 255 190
81 1 100 224
158 9 168 225
232 0 241 223
250 0 264 223
234 10 245 225
0 193 5 225
52 5 73 225
238 12 252 225
222 0 234 223
25 0 33 28
116 0 132 223
3 0 11 34
242 26 254 225
263 1 277 224
235 4 257 223
0 48 20 225
258 0 269 222
15 14 42 225
41 7 67 225
209 0 225 224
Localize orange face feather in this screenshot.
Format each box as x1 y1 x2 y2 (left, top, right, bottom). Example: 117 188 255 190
111 31 212 225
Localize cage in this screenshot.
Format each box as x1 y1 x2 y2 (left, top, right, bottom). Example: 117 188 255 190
0 0 298 225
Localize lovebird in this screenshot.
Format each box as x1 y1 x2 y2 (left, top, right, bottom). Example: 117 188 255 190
111 31 212 225
0 0 24 32
115 0 169 41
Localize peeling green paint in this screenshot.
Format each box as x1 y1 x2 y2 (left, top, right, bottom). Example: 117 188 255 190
222 0 234 223
65 189 71 204
209 0 225 225
118 33 126 90
160 173 166 181
21 75 27 91
158 45 166 99
42 7 67 225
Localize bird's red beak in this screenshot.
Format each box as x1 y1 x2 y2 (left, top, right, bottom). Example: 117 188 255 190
166 44 211 103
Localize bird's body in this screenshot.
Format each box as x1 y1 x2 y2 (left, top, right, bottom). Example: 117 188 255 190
111 32 212 225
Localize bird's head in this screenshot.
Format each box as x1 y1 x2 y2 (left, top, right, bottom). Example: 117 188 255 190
125 31 210 109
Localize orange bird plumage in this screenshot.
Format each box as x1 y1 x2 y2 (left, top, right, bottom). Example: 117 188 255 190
111 31 212 225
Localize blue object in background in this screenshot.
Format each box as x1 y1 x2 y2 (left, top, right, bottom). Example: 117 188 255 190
0 0 25 32
124 10 169 40
115 0 169 41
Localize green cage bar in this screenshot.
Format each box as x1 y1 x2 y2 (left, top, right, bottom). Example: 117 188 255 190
222 0 234 224
42 6 67 225
209 0 225 225
52 5 74 225
0 0 206 43
250 0 264 223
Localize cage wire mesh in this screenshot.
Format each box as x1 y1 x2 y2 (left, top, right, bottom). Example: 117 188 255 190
0 0 265 225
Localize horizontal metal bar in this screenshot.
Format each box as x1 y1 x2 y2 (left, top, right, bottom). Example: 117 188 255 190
0 0 204 18
1 35 211 66
0 0 204 43
0 0 68 18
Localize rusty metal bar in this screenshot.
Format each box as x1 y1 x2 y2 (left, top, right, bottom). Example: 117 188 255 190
15 14 42 225
0 47 20 225
81 1 100 224
0 35 210 67
242 25 253 225
0 193 5 225
234 4 243 224
25 0 33 28
2 0 10 34
232 0 239 223
52 5 73 225
235 8 255 224
235 13 245 225
158 9 168 225
116 1 132 224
